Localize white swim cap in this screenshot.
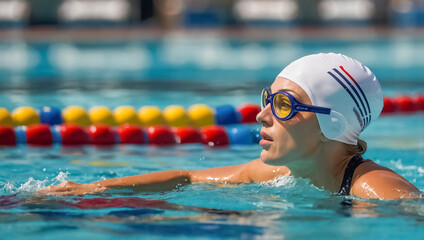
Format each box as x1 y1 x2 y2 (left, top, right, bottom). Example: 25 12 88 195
278 53 383 145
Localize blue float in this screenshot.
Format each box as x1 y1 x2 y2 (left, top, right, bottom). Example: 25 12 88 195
227 126 254 145
114 132 121 144
14 126 27 144
51 126 62 144
215 105 241 125
144 130 149 144
39 106 63 126
249 127 262 144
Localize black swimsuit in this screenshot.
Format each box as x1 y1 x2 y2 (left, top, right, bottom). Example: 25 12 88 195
339 155 365 195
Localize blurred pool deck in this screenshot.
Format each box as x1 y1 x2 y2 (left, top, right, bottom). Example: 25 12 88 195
0 27 423 95
0 26 424 41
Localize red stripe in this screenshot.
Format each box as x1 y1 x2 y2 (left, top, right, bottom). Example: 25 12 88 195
339 65 372 127
339 66 358 84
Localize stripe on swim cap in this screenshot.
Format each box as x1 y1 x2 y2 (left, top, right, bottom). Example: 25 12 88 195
327 71 367 129
333 68 370 127
339 66 372 126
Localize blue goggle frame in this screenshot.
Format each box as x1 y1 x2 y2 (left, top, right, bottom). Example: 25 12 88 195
261 87 331 121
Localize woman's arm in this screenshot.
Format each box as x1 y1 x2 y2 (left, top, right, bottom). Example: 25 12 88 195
191 158 290 183
38 159 290 196
37 170 191 196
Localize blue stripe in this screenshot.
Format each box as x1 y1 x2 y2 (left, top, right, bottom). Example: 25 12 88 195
333 69 369 127
327 71 366 128
345 71 372 125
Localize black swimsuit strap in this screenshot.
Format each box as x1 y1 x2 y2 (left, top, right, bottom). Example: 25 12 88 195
339 155 365 195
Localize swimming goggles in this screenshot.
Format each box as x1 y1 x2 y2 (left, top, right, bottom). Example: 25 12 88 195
261 87 331 121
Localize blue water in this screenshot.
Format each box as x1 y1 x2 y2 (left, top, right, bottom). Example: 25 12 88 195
0 58 424 239
1 140 424 239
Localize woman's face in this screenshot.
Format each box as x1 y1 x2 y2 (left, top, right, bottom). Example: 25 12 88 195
256 77 323 166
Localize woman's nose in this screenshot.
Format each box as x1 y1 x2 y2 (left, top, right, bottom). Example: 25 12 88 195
256 104 272 127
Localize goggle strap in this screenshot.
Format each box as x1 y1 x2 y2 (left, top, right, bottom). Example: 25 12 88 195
294 104 331 115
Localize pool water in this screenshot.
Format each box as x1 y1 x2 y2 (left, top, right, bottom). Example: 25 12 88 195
0 78 424 240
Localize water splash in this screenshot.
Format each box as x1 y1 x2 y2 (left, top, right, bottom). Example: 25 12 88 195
254 175 329 208
266 175 298 188
0 171 69 195
389 159 424 178
261 175 323 192
54 171 69 183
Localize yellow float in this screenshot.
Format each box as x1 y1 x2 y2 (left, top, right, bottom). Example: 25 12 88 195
113 106 141 126
138 106 165 126
62 106 91 127
188 104 215 127
89 106 116 126
163 105 190 127
0 108 14 126
12 106 40 126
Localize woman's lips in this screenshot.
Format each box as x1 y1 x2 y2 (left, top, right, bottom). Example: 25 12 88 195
259 131 273 147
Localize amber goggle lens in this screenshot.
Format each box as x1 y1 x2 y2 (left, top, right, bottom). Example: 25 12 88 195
273 93 293 119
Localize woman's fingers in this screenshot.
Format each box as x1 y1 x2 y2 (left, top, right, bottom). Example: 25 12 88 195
36 181 80 195
36 182 103 196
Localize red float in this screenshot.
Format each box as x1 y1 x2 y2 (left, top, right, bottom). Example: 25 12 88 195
414 95 424 111
172 126 202 144
87 125 116 145
381 97 396 114
146 126 176 145
394 95 415 113
60 124 90 145
201 125 229 147
0 126 16 146
26 124 53 146
116 124 145 145
237 104 261 123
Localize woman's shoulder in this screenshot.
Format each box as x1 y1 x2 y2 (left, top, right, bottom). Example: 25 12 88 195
243 159 291 182
350 159 420 199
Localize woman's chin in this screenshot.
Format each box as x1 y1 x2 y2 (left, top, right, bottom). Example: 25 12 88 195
260 151 287 166
260 151 276 165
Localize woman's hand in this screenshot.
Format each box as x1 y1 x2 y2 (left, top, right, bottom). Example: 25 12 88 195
37 181 106 196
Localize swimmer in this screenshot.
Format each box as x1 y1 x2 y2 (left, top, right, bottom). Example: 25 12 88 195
38 53 420 200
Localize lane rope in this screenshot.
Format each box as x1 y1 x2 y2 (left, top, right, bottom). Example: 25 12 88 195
0 95 423 147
